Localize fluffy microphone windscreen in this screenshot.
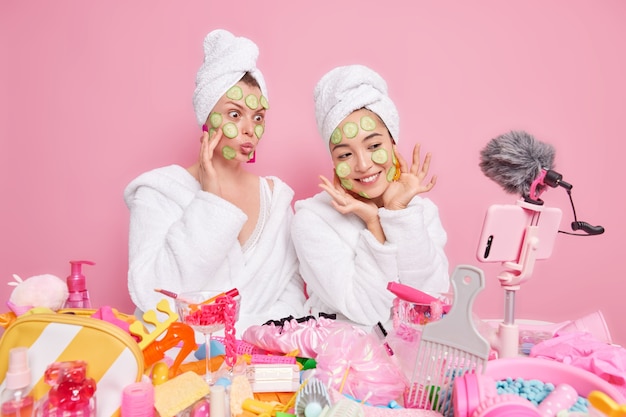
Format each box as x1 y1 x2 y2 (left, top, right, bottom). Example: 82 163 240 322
479 130 556 197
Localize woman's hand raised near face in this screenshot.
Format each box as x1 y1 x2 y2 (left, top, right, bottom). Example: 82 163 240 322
198 128 223 196
319 175 379 222
383 143 437 210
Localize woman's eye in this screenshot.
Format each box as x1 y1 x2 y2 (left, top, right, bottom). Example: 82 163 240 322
254 114 264 123
368 143 382 150
228 111 240 119
337 152 351 160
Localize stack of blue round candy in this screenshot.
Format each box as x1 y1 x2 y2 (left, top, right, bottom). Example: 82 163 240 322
496 377 589 413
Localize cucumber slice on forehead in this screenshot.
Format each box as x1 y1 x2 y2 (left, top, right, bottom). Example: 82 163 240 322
226 86 243 100
209 112 222 128
330 128 343 144
340 178 353 190
254 124 264 139
222 146 237 160
222 122 238 139
342 122 358 139
245 94 259 110
371 148 388 164
386 165 397 182
360 116 376 131
335 161 351 178
260 95 269 109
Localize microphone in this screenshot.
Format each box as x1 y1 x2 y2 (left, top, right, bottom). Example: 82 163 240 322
479 130 556 203
479 130 605 236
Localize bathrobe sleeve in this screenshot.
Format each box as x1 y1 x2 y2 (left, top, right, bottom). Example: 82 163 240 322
379 196 450 295
124 166 247 314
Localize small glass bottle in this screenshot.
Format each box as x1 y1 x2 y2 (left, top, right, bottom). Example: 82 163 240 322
1 347 34 417
34 361 96 417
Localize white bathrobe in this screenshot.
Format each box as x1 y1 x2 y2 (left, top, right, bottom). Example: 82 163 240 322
291 192 449 328
124 165 305 333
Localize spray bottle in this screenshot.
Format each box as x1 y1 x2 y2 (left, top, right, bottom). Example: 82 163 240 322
1 347 34 417
64 260 95 309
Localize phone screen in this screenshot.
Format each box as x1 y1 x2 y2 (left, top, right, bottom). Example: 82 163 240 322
476 204 562 263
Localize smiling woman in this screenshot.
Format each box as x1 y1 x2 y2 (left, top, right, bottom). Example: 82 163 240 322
290 64 450 328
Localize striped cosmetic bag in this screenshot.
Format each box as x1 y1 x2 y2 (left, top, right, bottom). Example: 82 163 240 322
0 311 144 417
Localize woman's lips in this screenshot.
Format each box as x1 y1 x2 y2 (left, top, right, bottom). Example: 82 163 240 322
240 143 254 154
356 172 381 185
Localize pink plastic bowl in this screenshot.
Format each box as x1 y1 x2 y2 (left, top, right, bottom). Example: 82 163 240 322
485 357 625 403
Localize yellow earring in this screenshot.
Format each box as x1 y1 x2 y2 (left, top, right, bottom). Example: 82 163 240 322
392 154 401 181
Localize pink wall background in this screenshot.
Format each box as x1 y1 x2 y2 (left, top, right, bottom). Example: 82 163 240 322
2 1 625 345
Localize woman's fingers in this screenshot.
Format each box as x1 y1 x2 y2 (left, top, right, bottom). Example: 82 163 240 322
200 128 224 165
419 152 433 179
407 143 422 176
394 145 409 173
319 175 349 205
425 175 437 191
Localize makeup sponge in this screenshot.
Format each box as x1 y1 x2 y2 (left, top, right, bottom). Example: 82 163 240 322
7 273 68 315
154 371 210 417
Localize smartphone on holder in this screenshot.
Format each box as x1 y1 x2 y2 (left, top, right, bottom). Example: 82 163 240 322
476 204 562 263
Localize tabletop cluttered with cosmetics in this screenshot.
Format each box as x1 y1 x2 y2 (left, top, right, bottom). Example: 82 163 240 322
0 264 625 417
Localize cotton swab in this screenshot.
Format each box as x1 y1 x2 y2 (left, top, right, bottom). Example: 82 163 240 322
338 365 351 394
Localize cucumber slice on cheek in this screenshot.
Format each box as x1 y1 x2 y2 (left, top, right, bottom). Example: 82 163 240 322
335 161 351 178
222 122 238 139
386 165 397 182
371 148 388 164
335 163 354 190
340 178 353 190
254 124 264 139
222 146 237 160
209 112 222 128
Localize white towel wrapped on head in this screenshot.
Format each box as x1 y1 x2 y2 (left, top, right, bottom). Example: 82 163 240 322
314 64 399 145
192 29 268 126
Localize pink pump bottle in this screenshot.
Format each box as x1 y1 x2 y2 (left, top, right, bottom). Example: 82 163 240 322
1 347 34 417
64 261 95 309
